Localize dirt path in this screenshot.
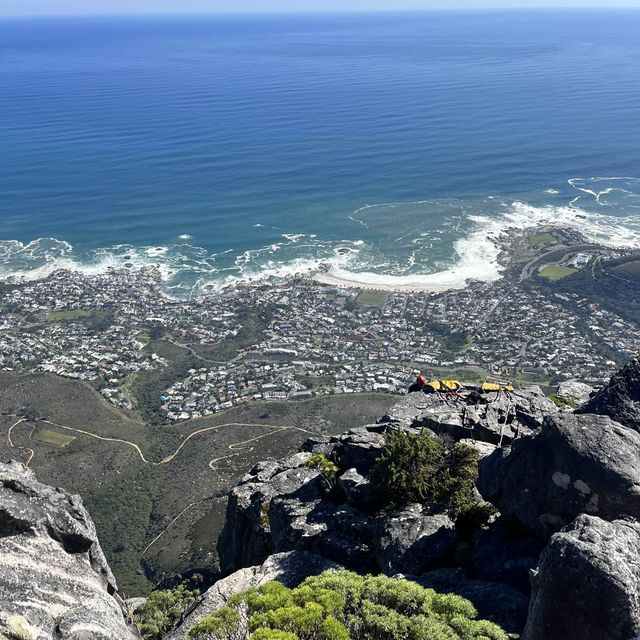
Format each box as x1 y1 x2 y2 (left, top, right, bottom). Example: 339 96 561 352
6 418 35 467
34 418 316 468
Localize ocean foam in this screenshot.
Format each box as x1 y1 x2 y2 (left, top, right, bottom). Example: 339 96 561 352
1 179 639 297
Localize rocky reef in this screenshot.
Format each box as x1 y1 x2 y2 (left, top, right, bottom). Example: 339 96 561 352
0 460 138 640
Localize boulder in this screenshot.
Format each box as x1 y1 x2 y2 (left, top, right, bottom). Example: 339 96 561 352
407 568 529 636
300 435 338 457
522 515 640 640
478 413 640 538
576 356 640 431
383 386 557 445
270 493 376 572
166 552 340 640
337 468 377 508
0 461 138 640
333 427 385 474
373 503 457 575
556 380 594 407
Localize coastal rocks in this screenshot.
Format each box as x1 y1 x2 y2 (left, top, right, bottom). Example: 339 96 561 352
373 504 457 575
478 413 640 538
576 356 640 431
522 515 640 640
556 379 594 407
0 460 137 640
166 552 340 640
383 386 557 445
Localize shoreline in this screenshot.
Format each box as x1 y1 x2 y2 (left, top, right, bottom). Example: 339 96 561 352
312 271 469 293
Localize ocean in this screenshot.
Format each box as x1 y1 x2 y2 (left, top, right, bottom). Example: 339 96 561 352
1 10 640 296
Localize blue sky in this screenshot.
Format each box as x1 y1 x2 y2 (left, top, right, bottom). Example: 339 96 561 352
2 0 640 16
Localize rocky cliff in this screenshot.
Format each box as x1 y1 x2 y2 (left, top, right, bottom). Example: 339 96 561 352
2 360 640 640
0 461 138 640
211 365 640 639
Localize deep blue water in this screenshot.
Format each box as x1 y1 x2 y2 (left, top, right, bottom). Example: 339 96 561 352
1 10 640 293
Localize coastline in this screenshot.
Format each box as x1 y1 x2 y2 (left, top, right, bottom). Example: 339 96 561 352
312 270 469 293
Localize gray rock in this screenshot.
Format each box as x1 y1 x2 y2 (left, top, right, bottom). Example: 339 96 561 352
166 552 340 640
478 413 640 538
301 435 338 457
556 380 594 407
383 386 557 445
471 519 543 594
217 464 320 573
576 356 640 432
408 568 529 636
373 503 457 575
270 494 376 572
522 515 640 640
0 461 138 640
334 427 385 474
337 468 377 507
458 438 498 458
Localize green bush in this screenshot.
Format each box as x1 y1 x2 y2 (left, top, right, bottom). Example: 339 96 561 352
304 454 339 491
370 430 480 512
188 570 507 640
136 583 199 639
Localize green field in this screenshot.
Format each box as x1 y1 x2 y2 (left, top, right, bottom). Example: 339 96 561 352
47 309 92 321
32 429 76 448
356 290 387 307
529 232 556 246
538 265 577 281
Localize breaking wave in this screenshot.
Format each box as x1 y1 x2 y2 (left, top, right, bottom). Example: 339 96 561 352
1 178 639 297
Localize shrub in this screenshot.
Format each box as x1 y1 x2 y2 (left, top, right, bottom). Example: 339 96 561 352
370 430 480 512
136 583 199 639
189 570 507 640
304 454 339 491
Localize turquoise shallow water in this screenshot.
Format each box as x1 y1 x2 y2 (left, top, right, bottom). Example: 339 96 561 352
1 11 640 294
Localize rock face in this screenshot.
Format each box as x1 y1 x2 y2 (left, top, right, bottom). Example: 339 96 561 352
478 413 640 538
470 519 543 595
522 515 640 640
410 568 530 635
167 552 339 640
0 461 137 640
577 356 640 431
218 430 385 575
373 504 457 576
384 386 558 445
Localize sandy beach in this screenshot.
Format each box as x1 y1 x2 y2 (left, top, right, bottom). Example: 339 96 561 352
313 270 469 293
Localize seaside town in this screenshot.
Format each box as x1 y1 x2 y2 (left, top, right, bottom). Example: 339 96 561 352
1 232 638 422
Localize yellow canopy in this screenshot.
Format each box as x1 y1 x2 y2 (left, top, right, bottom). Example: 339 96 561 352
426 379 462 392
482 382 514 393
